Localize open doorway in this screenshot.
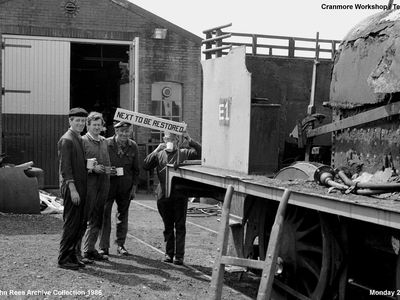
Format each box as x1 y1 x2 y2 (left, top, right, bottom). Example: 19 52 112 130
70 43 129 136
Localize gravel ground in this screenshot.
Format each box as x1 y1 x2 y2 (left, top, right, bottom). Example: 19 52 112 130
0 192 258 299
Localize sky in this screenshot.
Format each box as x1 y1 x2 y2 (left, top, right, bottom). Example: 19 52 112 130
129 0 389 41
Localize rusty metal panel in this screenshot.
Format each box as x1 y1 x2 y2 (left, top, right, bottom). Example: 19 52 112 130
245 56 333 149
201 46 251 173
331 110 400 173
331 10 400 106
249 104 280 174
2 36 70 115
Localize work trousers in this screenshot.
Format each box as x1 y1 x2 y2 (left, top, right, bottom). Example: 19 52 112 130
82 174 109 253
58 189 85 264
157 196 188 259
99 178 132 249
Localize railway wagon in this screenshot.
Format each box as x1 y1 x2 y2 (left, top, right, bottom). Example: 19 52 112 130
165 19 400 300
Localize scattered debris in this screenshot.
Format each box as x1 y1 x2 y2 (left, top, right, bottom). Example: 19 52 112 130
187 203 220 217
39 190 63 214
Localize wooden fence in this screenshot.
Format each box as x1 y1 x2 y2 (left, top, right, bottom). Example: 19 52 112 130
202 23 341 60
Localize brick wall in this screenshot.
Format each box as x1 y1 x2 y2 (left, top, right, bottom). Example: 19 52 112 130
136 35 202 143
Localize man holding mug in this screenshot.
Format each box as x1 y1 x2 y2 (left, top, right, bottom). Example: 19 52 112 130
143 131 201 265
99 121 140 256
80 112 110 262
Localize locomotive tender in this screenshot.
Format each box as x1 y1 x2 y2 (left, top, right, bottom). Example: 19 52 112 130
166 16 400 299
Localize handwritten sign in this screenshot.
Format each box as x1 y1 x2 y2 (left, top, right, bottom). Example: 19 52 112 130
114 108 187 135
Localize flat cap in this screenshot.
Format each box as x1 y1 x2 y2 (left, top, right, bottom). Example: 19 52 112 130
164 131 178 139
113 121 131 128
69 107 88 117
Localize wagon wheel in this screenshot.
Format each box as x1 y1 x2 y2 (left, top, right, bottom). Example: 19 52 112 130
260 206 335 300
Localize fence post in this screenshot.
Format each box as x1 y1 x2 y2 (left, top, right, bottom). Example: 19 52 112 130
205 32 212 60
331 40 336 60
288 38 295 57
252 35 257 55
315 32 320 60
216 29 222 57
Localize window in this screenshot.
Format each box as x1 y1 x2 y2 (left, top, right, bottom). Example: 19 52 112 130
150 82 182 142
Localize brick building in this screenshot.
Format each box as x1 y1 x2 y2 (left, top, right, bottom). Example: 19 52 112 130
0 0 202 187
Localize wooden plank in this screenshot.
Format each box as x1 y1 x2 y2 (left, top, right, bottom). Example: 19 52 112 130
220 256 265 270
202 33 232 44
202 23 232 34
168 164 400 229
3 89 31 94
252 35 257 55
210 185 234 300
3 43 32 48
202 44 232 54
257 188 291 300
229 32 340 44
307 101 400 138
2 37 70 115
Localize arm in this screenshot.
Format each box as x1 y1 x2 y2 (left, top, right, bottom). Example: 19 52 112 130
182 132 201 160
131 143 140 185
58 138 74 184
68 182 81 205
186 139 202 160
143 143 165 170
58 138 80 205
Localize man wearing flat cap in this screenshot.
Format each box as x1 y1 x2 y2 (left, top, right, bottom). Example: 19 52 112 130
57 107 88 270
143 130 201 265
99 121 140 256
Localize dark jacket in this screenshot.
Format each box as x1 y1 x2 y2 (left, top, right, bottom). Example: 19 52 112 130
143 140 201 199
58 129 87 200
82 133 110 167
107 136 140 186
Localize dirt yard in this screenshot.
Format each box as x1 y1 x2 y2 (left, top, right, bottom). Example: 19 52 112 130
0 192 259 299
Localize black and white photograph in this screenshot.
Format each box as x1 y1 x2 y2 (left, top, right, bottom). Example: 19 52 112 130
1 0 400 299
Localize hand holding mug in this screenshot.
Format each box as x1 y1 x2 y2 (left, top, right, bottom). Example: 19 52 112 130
110 166 117 176
87 158 97 170
155 143 166 153
93 163 105 174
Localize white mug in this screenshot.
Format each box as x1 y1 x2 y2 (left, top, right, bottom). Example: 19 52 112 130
116 167 124 176
87 158 97 170
165 142 174 151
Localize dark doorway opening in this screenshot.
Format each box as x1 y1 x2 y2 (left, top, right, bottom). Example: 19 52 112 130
70 43 129 136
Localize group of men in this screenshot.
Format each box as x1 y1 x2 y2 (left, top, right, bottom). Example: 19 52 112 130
57 107 201 270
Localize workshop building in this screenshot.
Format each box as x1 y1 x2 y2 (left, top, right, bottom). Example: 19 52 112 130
0 0 202 187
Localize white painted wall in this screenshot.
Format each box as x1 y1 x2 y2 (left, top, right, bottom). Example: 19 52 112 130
201 46 251 173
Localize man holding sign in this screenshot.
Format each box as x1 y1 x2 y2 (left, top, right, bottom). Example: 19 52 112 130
99 121 140 256
143 131 201 265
